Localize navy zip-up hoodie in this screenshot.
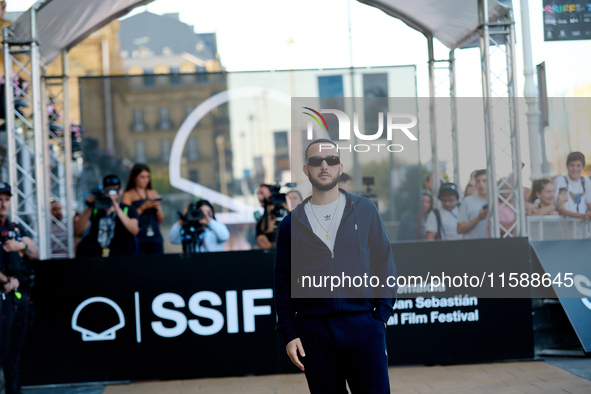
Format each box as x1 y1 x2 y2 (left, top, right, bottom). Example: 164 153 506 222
274 189 397 345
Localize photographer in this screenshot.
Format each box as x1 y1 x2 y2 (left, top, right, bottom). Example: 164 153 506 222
75 175 139 258
168 200 229 253
256 184 289 249
0 182 39 394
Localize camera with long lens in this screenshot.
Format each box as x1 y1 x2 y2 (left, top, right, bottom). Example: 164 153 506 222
0 230 18 244
263 182 296 222
0 229 25 275
178 202 206 254
92 188 118 210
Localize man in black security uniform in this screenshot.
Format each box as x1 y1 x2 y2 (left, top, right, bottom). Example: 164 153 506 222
0 182 40 394
76 175 139 257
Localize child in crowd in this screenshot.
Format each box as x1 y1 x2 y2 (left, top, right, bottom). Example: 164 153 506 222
426 183 462 240
526 179 566 216
457 169 488 239
554 151 591 220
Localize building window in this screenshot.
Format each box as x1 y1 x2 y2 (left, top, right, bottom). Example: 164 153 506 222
170 70 180 85
157 107 173 130
135 140 146 162
185 105 194 118
131 109 146 132
161 138 171 162
187 137 199 160
189 170 199 183
144 69 155 87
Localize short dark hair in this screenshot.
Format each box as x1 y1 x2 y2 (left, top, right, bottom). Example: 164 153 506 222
305 138 338 160
567 151 585 166
438 182 459 199
103 174 121 189
474 169 486 179
339 173 352 183
196 199 216 220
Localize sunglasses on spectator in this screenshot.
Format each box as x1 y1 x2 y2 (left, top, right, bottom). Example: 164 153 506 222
307 156 340 167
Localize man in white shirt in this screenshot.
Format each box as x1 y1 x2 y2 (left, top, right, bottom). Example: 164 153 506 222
457 169 488 239
426 183 462 240
554 151 591 220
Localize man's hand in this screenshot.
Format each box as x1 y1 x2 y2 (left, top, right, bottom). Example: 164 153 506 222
585 210 591 221
85 194 96 206
3 239 25 253
286 338 305 371
477 208 488 220
3 277 19 293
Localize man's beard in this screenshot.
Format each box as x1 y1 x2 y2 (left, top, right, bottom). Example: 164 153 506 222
308 171 340 192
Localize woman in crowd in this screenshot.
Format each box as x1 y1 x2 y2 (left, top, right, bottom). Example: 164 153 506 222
397 190 433 241
169 200 229 252
526 179 566 216
122 163 164 254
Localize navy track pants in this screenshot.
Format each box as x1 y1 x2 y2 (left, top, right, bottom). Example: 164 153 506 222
295 311 390 394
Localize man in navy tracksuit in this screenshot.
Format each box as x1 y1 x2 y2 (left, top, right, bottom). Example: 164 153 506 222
275 139 397 393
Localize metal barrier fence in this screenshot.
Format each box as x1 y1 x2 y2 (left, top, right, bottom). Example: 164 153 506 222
527 216 591 241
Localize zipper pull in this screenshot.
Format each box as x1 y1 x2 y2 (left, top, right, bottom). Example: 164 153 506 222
355 224 357 230
331 251 334 259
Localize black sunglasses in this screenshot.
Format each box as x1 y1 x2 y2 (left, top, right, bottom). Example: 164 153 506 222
307 156 340 167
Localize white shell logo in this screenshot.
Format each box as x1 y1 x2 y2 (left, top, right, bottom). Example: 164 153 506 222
574 274 591 311
72 297 126 341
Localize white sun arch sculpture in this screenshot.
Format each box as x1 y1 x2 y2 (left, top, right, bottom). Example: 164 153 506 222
169 86 292 224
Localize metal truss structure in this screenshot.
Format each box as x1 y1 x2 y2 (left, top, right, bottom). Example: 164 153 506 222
428 37 461 202
477 0 526 238
2 7 73 260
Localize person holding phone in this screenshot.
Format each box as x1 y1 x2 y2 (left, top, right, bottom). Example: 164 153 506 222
457 169 489 239
122 163 165 255
553 152 591 220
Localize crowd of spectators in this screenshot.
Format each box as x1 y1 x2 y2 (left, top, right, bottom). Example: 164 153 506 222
413 150 591 242
52 151 591 257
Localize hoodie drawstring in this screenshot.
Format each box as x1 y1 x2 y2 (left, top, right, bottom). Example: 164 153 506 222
352 201 361 259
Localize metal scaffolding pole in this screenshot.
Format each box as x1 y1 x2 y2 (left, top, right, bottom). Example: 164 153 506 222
449 49 461 191
478 0 500 238
63 50 74 258
507 16 527 237
3 5 75 259
3 5 52 258
44 50 73 259
427 34 439 201
477 0 525 238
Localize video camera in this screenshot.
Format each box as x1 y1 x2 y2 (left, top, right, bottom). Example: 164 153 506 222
177 202 207 254
0 229 26 276
0 230 19 244
263 182 296 221
92 188 119 210
180 202 205 228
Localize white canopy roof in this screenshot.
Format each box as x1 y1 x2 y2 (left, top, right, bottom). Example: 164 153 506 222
358 0 512 49
8 0 154 65
8 0 511 65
